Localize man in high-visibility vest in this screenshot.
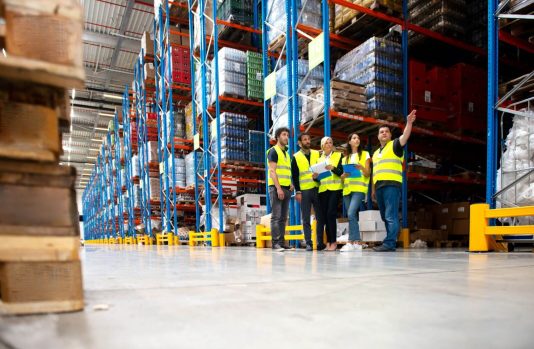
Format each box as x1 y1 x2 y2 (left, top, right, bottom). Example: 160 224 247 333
371 110 417 252
267 127 292 252
291 132 320 251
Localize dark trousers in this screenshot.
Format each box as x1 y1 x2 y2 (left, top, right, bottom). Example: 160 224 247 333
300 188 321 246
317 190 342 244
269 186 290 247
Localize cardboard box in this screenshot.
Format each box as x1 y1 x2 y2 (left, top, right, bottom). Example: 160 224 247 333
0 101 59 162
360 220 386 232
141 31 154 56
452 202 470 219
452 218 470 235
359 210 382 222
4 0 83 68
410 229 448 242
0 260 83 304
361 231 386 242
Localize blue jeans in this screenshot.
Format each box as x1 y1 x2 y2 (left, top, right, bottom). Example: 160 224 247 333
376 185 401 249
343 192 365 241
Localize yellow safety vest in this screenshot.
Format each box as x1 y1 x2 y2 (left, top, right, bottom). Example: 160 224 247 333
372 141 404 184
267 145 291 187
294 149 320 190
318 151 343 193
342 151 370 196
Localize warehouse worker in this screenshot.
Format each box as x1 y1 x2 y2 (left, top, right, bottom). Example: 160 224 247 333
340 133 371 252
291 132 321 251
371 110 417 252
267 127 292 252
316 137 344 251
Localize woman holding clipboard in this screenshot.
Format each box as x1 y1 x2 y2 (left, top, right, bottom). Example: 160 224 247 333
316 137 344 251
340 133 371 252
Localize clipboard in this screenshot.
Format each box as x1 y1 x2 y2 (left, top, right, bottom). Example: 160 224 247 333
342 164 361 178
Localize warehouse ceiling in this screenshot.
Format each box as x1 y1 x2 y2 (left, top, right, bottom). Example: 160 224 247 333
61 0 155 191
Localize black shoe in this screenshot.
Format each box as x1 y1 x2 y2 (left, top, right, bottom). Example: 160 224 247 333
283 245 295 251
305 245 313 251
373 245 396 252
317 244 327 251
272 244 285 252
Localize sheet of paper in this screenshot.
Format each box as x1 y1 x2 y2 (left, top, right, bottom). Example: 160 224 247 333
310 161 329 174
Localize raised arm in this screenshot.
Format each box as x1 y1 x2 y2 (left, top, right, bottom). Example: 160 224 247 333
399 109 417 147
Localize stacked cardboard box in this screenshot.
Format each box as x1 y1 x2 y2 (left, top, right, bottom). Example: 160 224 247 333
432 202 471 237
359 210 387 242
0 0 84 315
171 46 191 85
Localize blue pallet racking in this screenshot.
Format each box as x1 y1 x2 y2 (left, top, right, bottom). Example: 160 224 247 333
113 111 125 240
122 87 137 237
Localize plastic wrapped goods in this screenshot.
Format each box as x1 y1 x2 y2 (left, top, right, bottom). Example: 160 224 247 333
496 110 534 225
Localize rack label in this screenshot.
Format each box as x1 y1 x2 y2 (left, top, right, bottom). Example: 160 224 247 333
309 33 324 70
194 133 200 150
264 71 276 100
159 162 164 175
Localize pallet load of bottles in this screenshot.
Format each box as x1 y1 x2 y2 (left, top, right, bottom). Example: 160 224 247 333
249 130 266 164
272 59 324 131
185 152 205 188
167 155 187 189
194 61 212 114
334 35 403 117
408 0 466 45
266 0 321 52
0 0 86 315
211 47 247 100
165 105 186 139
210 112 250 164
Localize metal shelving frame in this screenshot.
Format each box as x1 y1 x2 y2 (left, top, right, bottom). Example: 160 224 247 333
155 1 179 237
113 111 125 240
263 0 534 236
122 87 136 237
135 52 154 238
488 0 534 209
105 131 117 239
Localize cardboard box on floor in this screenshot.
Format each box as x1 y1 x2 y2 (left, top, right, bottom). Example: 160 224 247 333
410 229 448 242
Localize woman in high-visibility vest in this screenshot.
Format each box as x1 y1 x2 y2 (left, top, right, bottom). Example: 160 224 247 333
340 133 371 252
316 137 344 251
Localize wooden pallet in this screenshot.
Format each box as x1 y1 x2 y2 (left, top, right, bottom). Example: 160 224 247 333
268 34 286 54
0 260 83 315
218 18 253 43
429 240 468 248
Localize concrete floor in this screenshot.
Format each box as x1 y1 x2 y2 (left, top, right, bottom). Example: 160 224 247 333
1 246 534 349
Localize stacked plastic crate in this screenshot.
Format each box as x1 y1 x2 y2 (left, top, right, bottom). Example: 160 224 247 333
171 46 191 85
246 51 264 101
408 0 466 44
217 0 253 25
272 59 324 131
211 47 247 100
334 36 403 116
211 112 249 164
249 130 266 164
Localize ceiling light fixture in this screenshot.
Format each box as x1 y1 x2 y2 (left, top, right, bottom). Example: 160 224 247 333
103 93 123 100
98 112 115 118
95 127 108 131
91 138 104 142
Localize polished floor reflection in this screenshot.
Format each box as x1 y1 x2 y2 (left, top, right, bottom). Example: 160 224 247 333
1 245 534 349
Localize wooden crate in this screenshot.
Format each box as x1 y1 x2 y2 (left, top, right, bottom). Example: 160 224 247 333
0 160 79 237
0 101 60 162
0 260 83 315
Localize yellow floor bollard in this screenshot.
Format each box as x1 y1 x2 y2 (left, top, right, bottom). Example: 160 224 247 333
211 229 219 247
256 225 265 248
188 231 195 246
469 204 491 252
399 228 410 249
311 220 317 250
219 232 226 247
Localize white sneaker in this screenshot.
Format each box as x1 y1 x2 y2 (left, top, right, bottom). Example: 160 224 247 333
340 243 356 252
353 243 363 251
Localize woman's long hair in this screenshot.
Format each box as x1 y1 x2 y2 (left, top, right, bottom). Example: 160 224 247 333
345 133 363 161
